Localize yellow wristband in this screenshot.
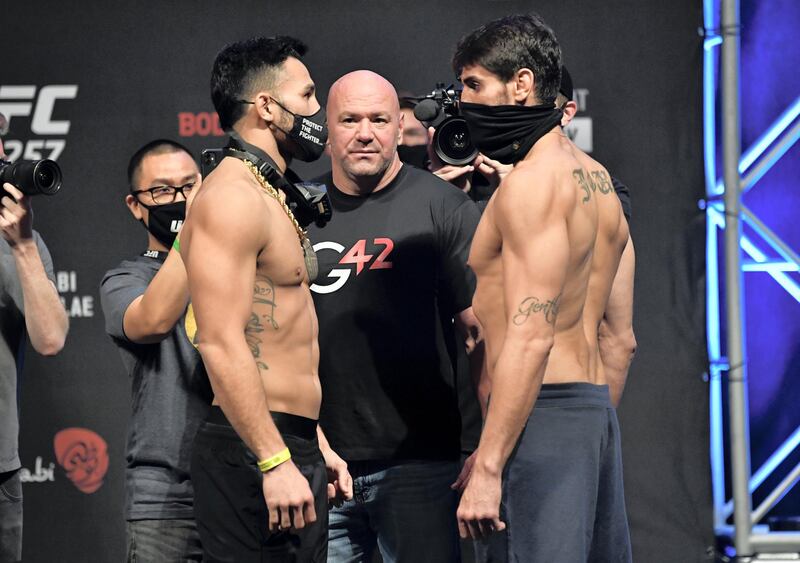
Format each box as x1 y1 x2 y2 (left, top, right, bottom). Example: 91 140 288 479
257 447 291 473
172 236 180 253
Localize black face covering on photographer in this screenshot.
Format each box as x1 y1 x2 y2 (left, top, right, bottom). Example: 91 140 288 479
459 101 563 165
397 144 429 170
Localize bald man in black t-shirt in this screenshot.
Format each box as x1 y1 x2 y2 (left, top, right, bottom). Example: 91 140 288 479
307 70 482 563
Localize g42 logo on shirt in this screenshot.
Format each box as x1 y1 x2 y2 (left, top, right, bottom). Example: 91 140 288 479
310 238 394 294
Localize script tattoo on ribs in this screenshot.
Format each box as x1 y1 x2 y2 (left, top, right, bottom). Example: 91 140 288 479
572 168 613 203
512 294 562 326
254 278 279 330
245 278 279 372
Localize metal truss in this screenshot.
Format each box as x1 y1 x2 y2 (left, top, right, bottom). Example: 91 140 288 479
705 0 800 555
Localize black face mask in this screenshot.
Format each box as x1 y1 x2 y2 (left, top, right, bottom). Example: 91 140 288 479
459 102 563 165
140 201 185 247
397 144 429 170
271 99 328 162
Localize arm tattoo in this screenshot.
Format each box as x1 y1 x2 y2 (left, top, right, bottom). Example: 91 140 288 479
245 277 278 373
512 294 562 326
573 169 613 203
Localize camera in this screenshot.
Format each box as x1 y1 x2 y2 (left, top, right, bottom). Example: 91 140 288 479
0 159 62 197
200 148 221 179
412 84 477 166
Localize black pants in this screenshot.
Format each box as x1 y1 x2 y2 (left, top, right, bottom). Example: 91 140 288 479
0 469 22 563
191 407 328 562
488 383 632 563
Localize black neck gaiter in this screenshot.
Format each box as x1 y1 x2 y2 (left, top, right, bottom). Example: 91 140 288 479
459 102 563 165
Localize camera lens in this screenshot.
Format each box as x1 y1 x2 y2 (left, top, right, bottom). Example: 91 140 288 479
448 131 469 151
38 168 53 187
33 160 62 195
0 159 61 196
434 117 478 166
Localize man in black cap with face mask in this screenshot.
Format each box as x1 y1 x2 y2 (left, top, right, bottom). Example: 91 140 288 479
556 65 637 408
179 36 351 562
100 139 211 562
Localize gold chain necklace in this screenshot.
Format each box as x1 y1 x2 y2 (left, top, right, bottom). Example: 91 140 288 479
242 159 308 245
241 159 319 282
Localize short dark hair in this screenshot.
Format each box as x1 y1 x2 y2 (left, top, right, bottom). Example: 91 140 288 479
127 139 194 187
211 36 308 131
452 14 562 104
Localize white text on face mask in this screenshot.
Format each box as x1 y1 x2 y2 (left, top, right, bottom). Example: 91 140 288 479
299 121 322 144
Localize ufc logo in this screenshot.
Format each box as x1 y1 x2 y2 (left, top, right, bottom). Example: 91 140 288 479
310 238 394 294
0 85 78 135
0 85 78 162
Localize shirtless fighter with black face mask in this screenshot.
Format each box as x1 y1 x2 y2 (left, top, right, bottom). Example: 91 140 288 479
180 36 352 563
453 15 633 563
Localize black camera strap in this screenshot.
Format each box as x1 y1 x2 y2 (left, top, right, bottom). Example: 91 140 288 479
224 133 288 190
222 134 322 281
222 133 331 228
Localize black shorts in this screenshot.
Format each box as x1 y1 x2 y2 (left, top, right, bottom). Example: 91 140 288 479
488 383 632 563
191 406 328 562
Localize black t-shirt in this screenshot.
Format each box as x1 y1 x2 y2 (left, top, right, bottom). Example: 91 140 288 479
611 176 632 223
308 165 481 462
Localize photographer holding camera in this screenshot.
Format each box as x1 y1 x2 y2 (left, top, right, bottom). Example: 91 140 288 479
0 112 69 563
422 66 634 219
413 86 510 199
554 68 637 408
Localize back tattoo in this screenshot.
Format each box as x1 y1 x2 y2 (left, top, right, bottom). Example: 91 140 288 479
572 169 613 203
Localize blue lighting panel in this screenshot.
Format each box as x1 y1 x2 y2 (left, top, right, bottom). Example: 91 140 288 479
707 0 800 527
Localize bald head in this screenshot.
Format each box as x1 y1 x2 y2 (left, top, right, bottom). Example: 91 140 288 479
328 70 400 115
327 70 404 194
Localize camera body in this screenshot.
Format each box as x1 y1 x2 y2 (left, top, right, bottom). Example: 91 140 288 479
0 159 62 198
413 84 477 166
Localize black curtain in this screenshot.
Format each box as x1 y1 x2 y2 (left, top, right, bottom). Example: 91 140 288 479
4 1 711 560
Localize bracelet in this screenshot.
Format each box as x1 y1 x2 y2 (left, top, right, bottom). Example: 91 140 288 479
257 447 291 473
172 236 180 253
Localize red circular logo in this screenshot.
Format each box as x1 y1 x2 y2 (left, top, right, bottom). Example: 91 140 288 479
53 428 109 494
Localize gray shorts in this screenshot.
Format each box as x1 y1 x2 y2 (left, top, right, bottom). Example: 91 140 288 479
488 383 632 563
